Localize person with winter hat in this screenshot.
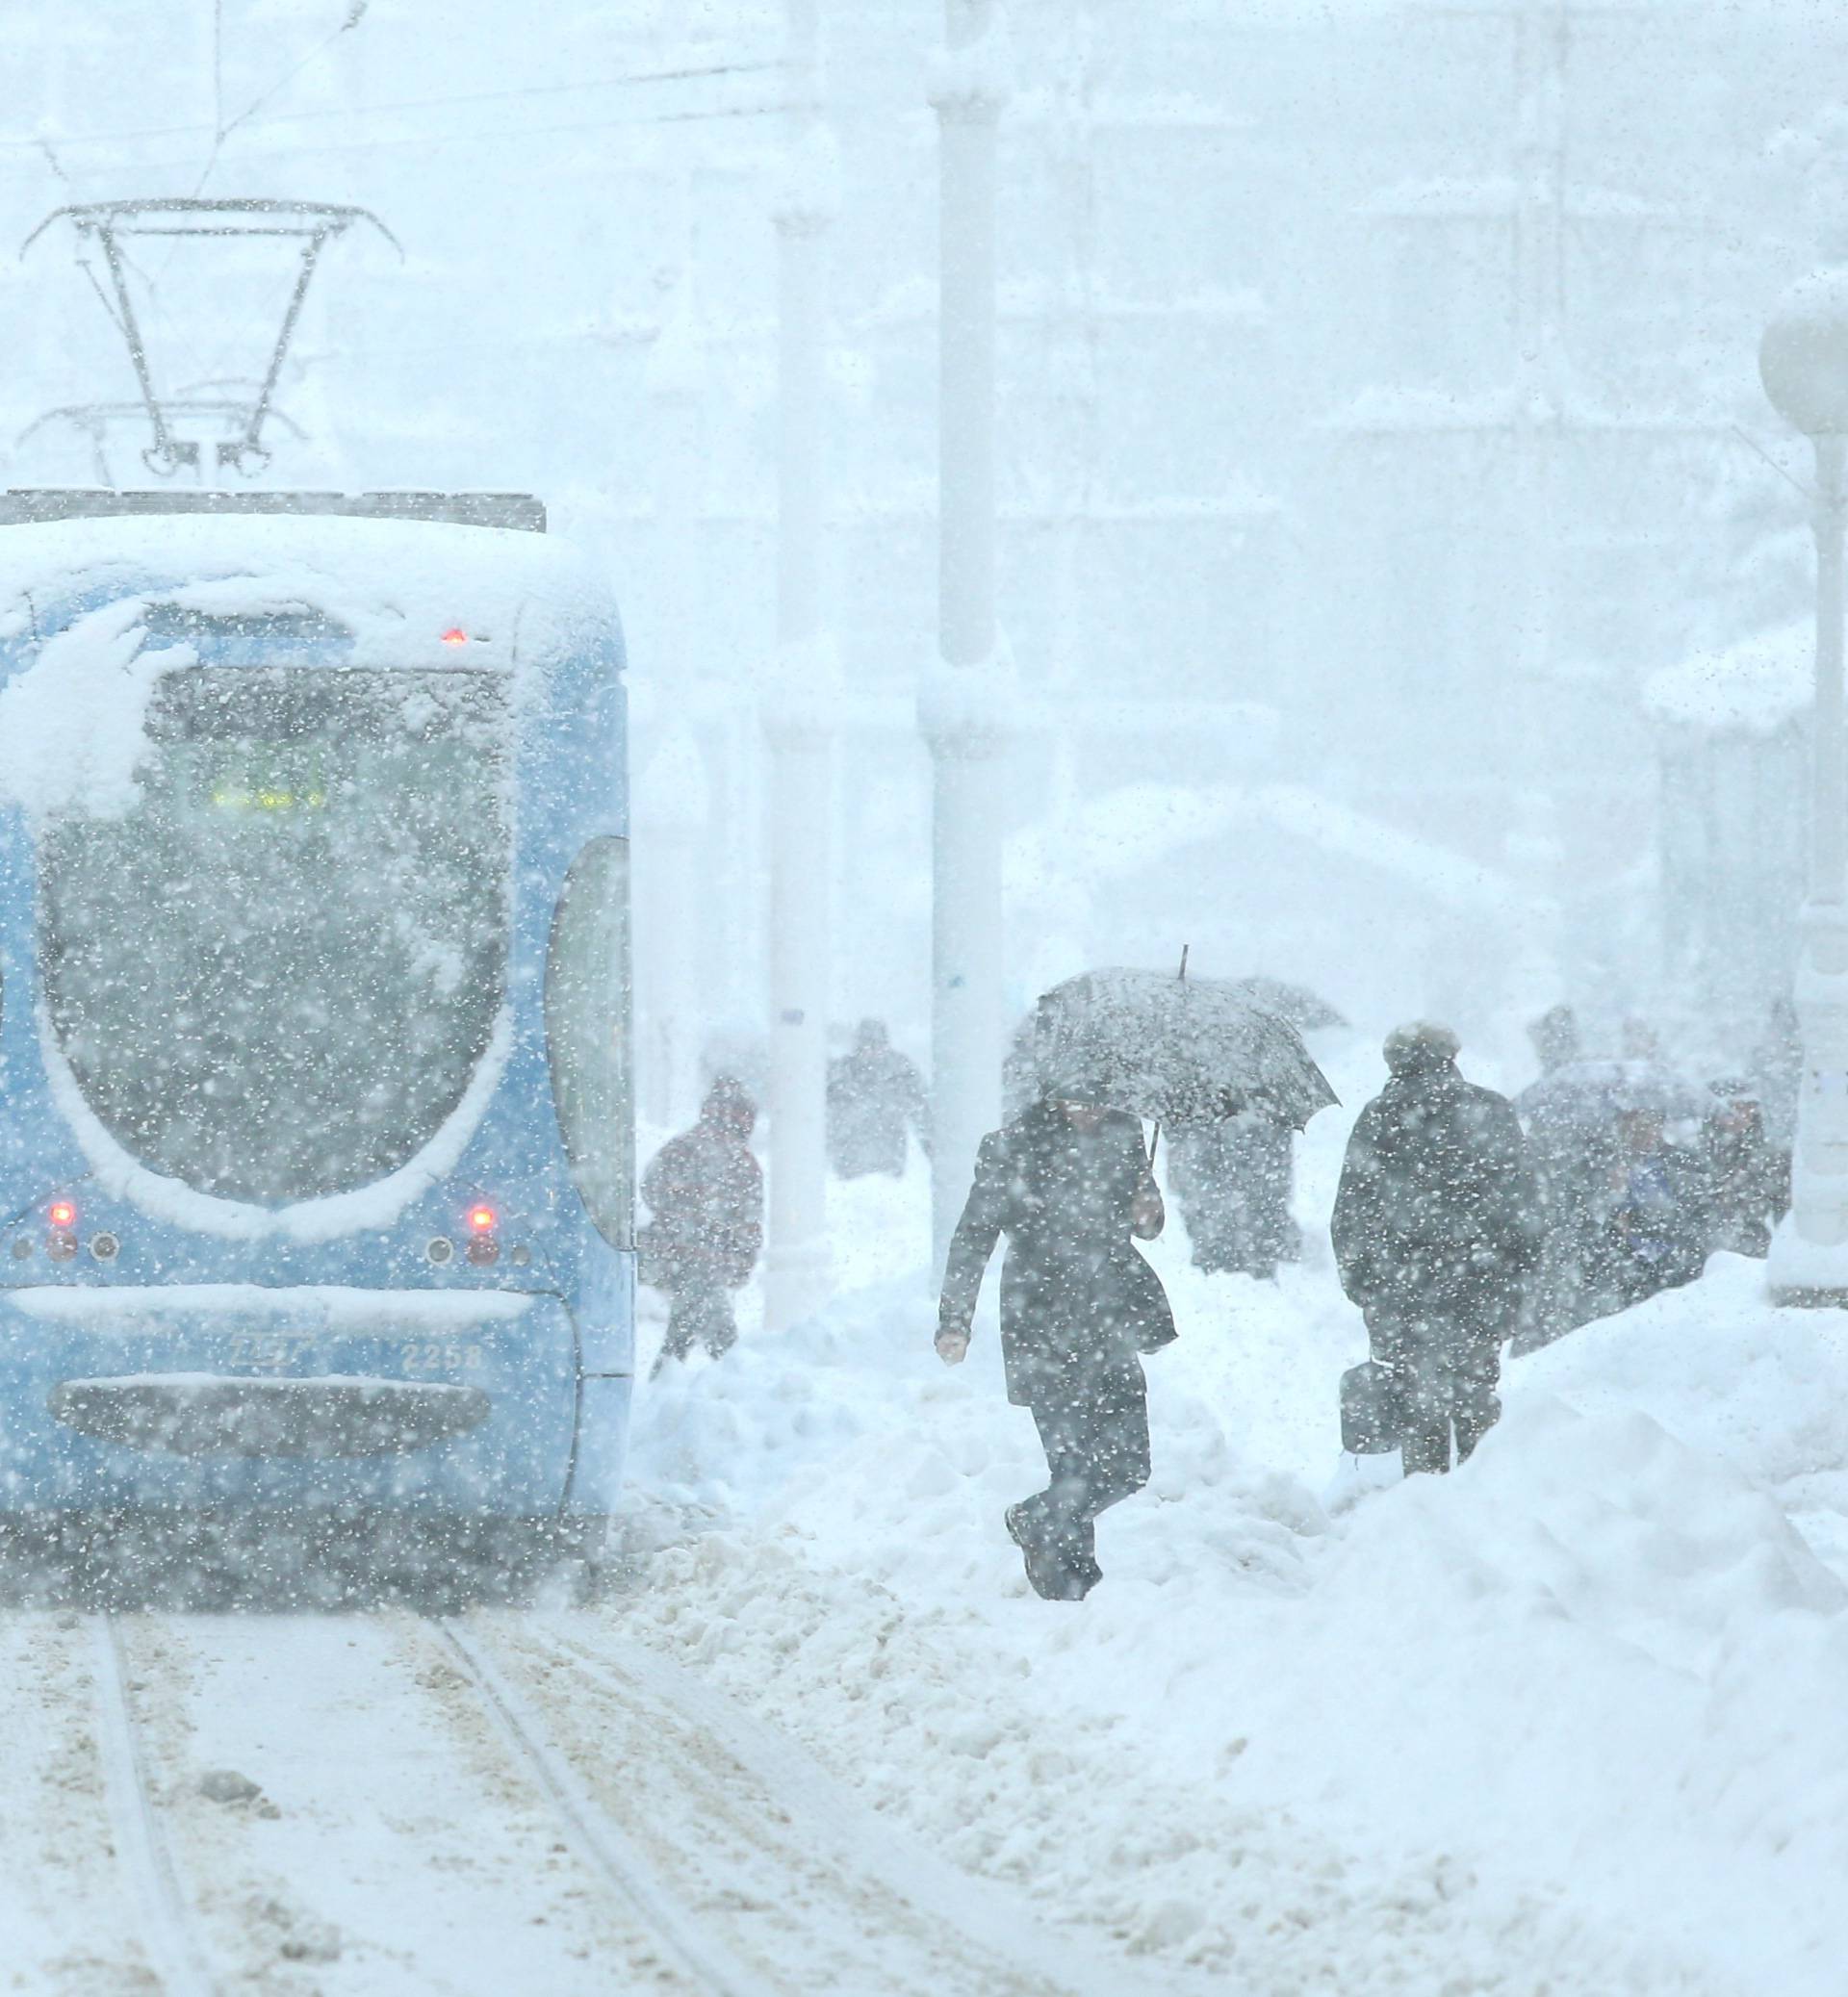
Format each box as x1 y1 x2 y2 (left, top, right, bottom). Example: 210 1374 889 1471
1332 1023 1540 1474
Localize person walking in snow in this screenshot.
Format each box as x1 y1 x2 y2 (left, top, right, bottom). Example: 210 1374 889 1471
1527 1002 1580 1079
1699 1081 1783 1260
826 1017 931 1179
1332 1023 1540 1476
1167 1112 1299 1278
1601 1105 1711 1308
639 1076 764 1376
935 1083 1171 1600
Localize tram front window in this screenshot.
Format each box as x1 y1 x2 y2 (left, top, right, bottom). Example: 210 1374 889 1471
40 667 510 1204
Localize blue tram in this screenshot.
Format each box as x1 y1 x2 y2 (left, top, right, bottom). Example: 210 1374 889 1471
0 490 632 1549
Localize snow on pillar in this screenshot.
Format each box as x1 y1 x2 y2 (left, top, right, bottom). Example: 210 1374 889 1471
633 729 710 1132
632 265 715 1133
1761 274 1848 1298
924 0 1016 1271
1779 433 1848 1292
1502 0 1569 1025
763 0 839 1334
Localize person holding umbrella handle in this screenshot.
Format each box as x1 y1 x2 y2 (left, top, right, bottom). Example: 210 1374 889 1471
936 1084 1174 1600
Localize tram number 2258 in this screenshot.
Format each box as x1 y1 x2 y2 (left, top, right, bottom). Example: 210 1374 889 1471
222 1335 487 1376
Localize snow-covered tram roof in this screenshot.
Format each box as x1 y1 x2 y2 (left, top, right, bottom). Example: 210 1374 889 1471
0 507 622 682
0 506 624 828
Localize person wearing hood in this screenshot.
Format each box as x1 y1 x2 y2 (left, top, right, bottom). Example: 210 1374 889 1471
936 1083 1171 1600
1527 1003 1580 1078
827 1017 931 1179
639 1076 764 1375
1332 1023 1540 1475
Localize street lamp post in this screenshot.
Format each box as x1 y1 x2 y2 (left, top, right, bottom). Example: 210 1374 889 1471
1761 269 1848 1301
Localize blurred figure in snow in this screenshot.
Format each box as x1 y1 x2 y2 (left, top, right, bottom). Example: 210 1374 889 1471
936 1082 1171 1600
639 1076 763 1376
1527 1002 1580 1079
1621 1016 1664 1063
1601 1106 1710 1308
1700 1080 1783 1260
1167 1113 1299 1278
826 1018 930 1179
1516 1022 1613 1351
1332 1023 1540 1476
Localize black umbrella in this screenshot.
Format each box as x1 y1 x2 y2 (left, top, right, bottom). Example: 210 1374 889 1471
1228 976 1348 1035
1031 966 1339 1131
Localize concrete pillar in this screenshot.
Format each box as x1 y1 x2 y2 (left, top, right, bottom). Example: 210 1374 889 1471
633 213 717 1133
1503 0 1569 1024
924 0 1014 1269
1760 276 1848 1298
763 0 839 1332
1044 0 1095 833
633 727 710 1131
1774 437 1848 1294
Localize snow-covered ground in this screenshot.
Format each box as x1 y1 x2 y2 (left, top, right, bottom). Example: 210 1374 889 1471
621 1069 1848 1994
6 1035 1845 1991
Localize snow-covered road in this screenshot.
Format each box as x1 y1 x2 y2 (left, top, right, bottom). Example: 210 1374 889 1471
0 1597 1174 1995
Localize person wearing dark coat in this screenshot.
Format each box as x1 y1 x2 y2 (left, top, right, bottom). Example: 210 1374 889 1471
936 1088 1171 1600
1601 1107 1711 1307
826 1018 931 1179
1332 1023 1541 1476
1515 1070 1619 1350
639 1077 764 1375
1700 1082 1783 1260
1167 1113 1299 1278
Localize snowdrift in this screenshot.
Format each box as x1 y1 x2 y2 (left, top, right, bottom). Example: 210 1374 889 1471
619 1169 1848 1992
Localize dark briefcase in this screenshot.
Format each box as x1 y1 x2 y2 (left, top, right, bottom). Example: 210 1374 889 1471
1340 1360 1404 1455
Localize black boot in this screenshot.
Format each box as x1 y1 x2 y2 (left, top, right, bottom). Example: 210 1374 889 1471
1007 1503 1089 1600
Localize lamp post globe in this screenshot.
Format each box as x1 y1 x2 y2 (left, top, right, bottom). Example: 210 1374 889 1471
1761 267 1848 439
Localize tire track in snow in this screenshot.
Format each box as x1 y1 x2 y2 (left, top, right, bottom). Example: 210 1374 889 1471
91 1614 219 1997
436 1620 773 1997
472 1615 1188 1997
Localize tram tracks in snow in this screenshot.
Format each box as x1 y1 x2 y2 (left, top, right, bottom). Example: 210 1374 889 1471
434 1621 771 1997
90 1613 219 1997
66 1604 1170 1997
458 1616 1177 1997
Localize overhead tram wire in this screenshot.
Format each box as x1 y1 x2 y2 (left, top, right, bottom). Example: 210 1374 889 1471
0 60 786 158
13 97 799 192
184 0 379 211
